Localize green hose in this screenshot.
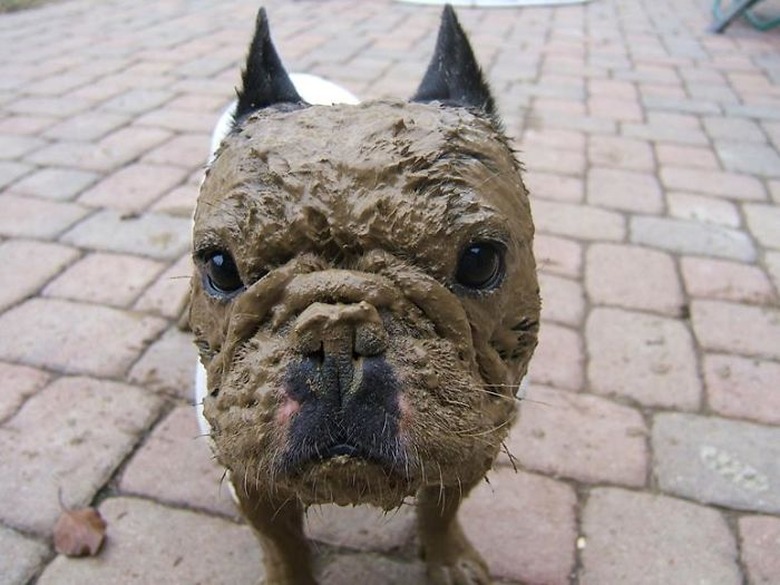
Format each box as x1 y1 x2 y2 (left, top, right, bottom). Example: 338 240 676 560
712 0 780 31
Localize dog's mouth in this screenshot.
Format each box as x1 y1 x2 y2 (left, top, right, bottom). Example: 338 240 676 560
311 440 402 469
317 442 360 459
283 430 408 477
279 435 416 508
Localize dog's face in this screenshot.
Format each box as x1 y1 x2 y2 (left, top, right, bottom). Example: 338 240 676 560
190 8 539 509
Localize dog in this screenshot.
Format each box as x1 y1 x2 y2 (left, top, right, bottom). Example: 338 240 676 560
188 5 540 584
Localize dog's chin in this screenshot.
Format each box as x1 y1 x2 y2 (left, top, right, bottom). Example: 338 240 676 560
276 455 418 509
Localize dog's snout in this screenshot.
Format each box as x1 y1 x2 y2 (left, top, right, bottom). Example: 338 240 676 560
284 300 400 471
292 301 388 359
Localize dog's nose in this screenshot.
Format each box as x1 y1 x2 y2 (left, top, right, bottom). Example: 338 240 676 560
274 272 403 421
285 300 400 468
291 301 387 360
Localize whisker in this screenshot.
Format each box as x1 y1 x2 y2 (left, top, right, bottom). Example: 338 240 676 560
476 387 522 402
457 417 513 438
517 397 556 408
501 441 519 473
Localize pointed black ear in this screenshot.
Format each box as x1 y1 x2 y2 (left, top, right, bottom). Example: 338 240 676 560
233 8 303 124
412 5 496 116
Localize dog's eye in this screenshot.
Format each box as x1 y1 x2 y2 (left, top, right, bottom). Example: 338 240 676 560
203 251 244 297
455 242 504 291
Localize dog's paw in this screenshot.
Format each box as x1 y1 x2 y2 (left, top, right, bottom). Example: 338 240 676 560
426 554 492 585
259 577 316 585
422 533 492 585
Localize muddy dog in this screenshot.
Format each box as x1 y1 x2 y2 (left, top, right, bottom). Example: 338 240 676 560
189 5 540 584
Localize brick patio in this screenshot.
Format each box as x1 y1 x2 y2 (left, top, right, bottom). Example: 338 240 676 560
0 0 778 583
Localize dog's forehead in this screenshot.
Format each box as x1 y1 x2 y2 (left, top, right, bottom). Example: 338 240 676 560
215 100 508 169
195 100 530 267
204 99 519 195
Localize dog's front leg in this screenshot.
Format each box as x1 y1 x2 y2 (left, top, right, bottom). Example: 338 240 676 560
233 483 315 585
417 484 492 585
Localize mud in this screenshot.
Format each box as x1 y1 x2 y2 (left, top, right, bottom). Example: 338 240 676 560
189 99 540 508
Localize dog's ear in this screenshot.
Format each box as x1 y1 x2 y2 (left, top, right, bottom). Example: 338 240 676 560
412 5 496 116
233 7 302 125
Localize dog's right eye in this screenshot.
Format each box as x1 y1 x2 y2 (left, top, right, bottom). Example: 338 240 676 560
203 251 244 298
455 242 505 292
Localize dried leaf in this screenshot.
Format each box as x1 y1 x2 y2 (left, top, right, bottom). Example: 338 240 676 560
53 506 107 557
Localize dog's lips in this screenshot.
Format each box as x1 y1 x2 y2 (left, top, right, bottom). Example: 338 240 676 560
318 442 359 459
274 429 416 508
311 440 397 467
284 430 406 476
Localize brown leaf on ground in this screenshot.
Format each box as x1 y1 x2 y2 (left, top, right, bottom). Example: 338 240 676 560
53 506 107 557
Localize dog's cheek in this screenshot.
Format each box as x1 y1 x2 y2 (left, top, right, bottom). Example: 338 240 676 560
496 249 541 385
468 296 536 393
461 244 541 390
205 395 284 488
188 280 232 364
393 341 511 483
204 348 293 484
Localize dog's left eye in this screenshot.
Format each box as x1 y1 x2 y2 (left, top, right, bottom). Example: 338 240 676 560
455 242 505 291
203 251 244 297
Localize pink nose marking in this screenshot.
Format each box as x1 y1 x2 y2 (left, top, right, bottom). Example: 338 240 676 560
397 393 413 434
276 395 301 425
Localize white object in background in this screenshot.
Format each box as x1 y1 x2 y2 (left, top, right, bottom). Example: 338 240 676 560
397 0 588 5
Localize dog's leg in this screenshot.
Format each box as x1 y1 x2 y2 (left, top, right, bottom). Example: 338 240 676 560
417 484 492 585
233 484 315 585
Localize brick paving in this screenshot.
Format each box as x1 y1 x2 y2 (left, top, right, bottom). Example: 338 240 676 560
0 0 778 583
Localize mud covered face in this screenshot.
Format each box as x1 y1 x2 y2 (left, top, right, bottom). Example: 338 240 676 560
189 100 539 508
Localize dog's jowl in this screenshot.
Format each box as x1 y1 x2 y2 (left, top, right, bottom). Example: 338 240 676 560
189 5 540 584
